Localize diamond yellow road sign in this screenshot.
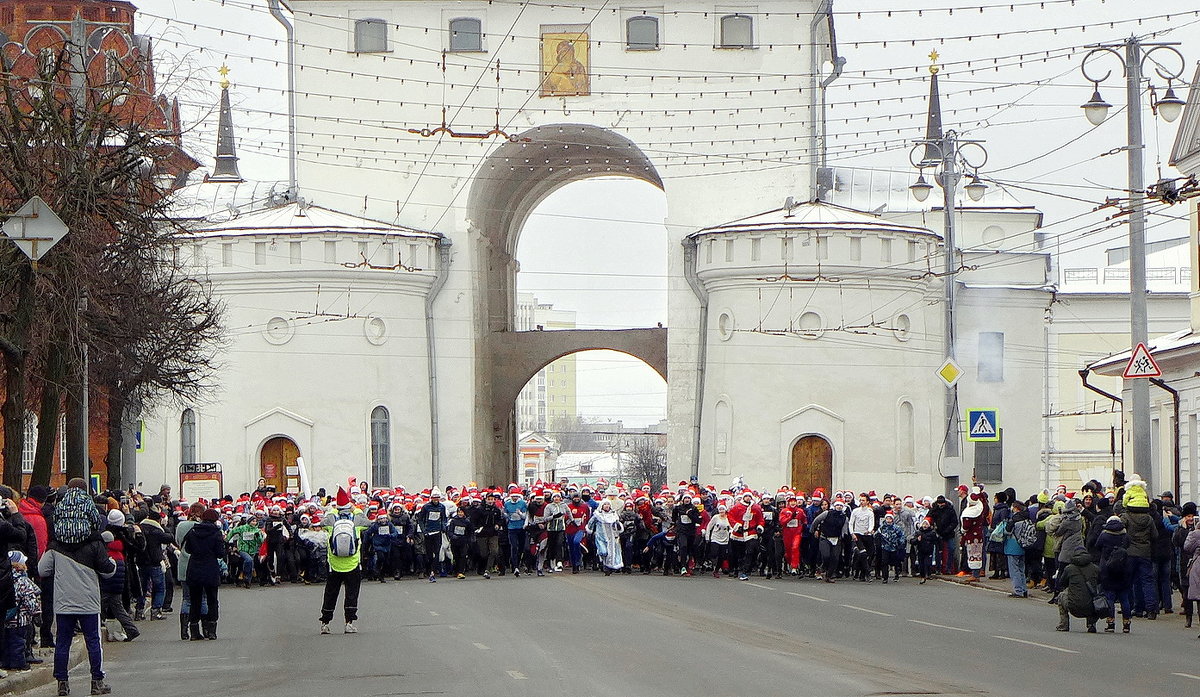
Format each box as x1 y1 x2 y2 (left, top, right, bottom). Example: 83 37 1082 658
936 358 963 388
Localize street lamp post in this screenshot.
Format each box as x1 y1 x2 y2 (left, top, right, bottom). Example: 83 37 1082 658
1080 38 1186 491
910 131 989 465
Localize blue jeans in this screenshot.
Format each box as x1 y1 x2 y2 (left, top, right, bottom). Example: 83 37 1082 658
1006 554 1027 595
1129 555 1159 613
1105 587 1133 620
54 614 103 681
140 566 165 610
178 584 209 616
507 529 526 572
569 531 587 568
940 538 958 574
236 551 255 580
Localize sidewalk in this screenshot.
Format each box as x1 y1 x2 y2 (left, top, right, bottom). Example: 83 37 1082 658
0 639 84 696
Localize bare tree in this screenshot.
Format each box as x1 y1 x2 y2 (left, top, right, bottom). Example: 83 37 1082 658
0 26 220 487
625 436 667 491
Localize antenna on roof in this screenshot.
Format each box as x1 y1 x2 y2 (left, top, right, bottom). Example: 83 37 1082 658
783 196 798 218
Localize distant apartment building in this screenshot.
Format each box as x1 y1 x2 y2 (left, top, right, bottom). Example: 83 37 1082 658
515 293 578 434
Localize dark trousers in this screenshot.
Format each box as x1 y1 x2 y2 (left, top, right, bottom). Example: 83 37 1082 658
507 529 526 571
2 622 27 669
451 539 471 575
545 531 564 564
54 614 103 681
477 535 498 573
819 538 840 577
100 593 139 638
37 576 53 646
320 569 361 624
186 582 219 623
423 534 443 575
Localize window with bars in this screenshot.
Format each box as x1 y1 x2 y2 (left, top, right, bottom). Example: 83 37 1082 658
719 14 753 48
354 18 388 53
370 406 391 487
181 409 197 465
448 18 483 51
626 16 659 50
22 414 37 474
975 430 1003 483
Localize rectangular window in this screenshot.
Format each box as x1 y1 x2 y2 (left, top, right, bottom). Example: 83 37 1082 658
222 243 233 267
449 17 483 52
724 239 734 262
626 15 659 50
705 239 713 263
21 415 36 474
782 236 793 261
908 240 919 262
750 237 761 261
880 238 892 263
324 240 337 263
978 332 1004 382
816 235 829 260
58 414 67 474
1190 413 1198 503
718 14 753 48
849 237 862 261
254 242 266 265
358 241 369 261
354 18 388 53
289 241 302 264
975 430 1003 483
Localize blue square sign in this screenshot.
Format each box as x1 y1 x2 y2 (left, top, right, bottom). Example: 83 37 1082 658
966 409 999 442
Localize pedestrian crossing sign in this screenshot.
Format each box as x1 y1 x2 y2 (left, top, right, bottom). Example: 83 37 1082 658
966 409 999 442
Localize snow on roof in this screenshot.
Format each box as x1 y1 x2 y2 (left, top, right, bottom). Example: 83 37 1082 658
691 200 936 238
1088 328 1198 372
183 201 438 239
168 179 291 223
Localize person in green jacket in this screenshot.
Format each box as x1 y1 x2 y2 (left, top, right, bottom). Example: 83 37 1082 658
1056 547 1102 632
319 489 368 635
225 515 264 589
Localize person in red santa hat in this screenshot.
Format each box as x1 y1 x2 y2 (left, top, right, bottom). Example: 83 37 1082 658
728 491 765 581
778 494 806 575
319 488 368 634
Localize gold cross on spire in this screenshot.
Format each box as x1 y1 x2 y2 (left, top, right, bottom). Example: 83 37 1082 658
218 64 231 90
928 50 940 75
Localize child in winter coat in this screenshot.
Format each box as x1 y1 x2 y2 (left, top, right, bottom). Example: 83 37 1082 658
3 552 41 671
913 519 940 583
876 513 907 583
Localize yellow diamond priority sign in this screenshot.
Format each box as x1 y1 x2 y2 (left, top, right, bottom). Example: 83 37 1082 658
936 358 963 388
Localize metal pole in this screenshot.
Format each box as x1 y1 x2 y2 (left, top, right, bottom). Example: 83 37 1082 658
941 133 960 458
1125 38 1152 489
64 15 90 484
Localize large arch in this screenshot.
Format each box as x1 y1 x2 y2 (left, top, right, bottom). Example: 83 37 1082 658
466 124 665 485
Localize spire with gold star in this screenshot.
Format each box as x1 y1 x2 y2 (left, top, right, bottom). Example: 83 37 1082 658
208 64 243 183
921 50 944 166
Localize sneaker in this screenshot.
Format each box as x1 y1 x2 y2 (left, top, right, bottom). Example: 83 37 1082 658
320 623 331 635
483 572 491 579
556 562 563 571
536 570 544 577
738 573 749 581
56 680 67 696
514 570 520 578
456 573 465 579
345 622 358 634
429 574 436 583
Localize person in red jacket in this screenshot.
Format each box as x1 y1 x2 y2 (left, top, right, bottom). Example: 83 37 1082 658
566 492 591 573
728 492 765 581
778 495 807 575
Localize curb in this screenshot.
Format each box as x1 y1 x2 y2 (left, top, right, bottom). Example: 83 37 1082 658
0 638 85 696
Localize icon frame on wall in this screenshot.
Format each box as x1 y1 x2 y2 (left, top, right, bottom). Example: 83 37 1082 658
540 25 590 97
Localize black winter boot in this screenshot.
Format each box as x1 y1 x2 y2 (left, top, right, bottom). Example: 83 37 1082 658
188 621 203 640
90 679 111 695
179 612 190 641
202 621 217 640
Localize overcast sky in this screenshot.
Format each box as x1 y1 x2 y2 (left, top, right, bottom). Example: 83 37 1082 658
140 0 1198 428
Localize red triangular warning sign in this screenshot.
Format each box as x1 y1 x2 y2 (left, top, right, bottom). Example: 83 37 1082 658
1123 342 1162 379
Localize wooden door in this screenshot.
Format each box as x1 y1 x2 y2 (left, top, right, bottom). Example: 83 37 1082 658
791 435 832 493
259 437 297 493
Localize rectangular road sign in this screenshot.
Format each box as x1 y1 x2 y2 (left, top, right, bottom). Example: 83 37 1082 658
966 409 999 442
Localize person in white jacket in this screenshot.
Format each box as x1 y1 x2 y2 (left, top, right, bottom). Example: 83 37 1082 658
704 506 732 578
849 494 877 582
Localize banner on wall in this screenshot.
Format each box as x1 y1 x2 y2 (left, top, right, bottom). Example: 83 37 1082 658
179 462 223 501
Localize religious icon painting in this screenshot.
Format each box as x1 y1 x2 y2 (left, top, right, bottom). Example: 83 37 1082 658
540 25 590 97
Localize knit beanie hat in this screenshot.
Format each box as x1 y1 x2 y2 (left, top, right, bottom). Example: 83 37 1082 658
107 510 126 526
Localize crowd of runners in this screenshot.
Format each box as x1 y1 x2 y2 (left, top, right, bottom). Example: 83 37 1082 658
2 469 1199 694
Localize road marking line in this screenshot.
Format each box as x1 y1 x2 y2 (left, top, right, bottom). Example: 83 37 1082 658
429 611 439 616
413 600 423 604
991 635 1078 654
1173 673 1200 681
744 582 775 591
908 619 973 633
473 642 490 651
840 604 893 617
507 671 527 680
787 592 828 602
447 625 461 631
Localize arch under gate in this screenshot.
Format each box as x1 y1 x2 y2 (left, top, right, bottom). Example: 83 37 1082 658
465 124 666 485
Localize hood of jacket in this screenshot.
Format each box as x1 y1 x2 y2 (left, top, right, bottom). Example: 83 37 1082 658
1070 547 1094 567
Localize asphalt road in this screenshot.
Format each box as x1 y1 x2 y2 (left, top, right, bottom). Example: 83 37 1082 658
26 573 1200 696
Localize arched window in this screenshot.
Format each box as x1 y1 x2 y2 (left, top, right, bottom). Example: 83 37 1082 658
21 413 37 474
449 17 483 52
354 18 388 53
719 14 753 48
180 408 197 465
626 16 659 50
370 406 391 487
898 401 915 472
